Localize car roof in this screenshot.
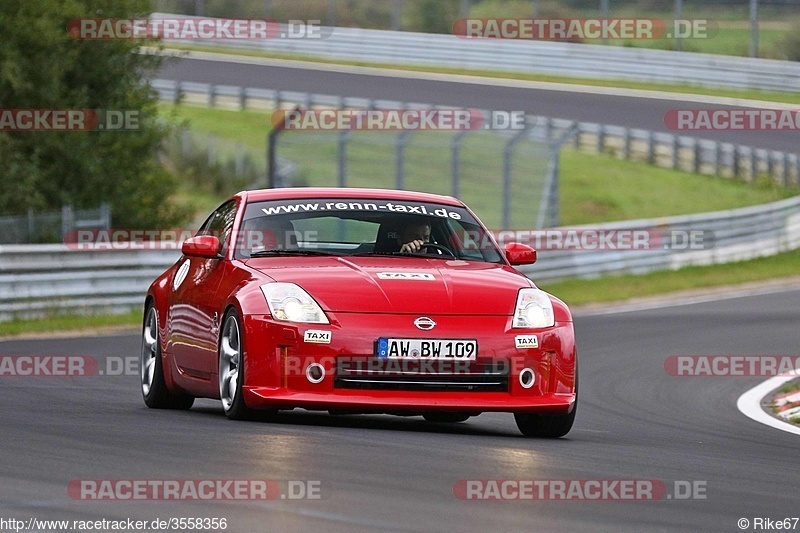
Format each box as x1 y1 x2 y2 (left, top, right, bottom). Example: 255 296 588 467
238 187 465 207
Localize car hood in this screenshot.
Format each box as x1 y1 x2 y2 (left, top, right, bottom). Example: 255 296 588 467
244 256 531 315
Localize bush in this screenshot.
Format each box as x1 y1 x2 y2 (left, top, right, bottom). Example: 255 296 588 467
0 0 190 229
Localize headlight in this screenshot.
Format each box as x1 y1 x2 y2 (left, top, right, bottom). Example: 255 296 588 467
512 289 554 328
261 283 329 324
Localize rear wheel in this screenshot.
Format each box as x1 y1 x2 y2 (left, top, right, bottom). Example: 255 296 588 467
423 412 473 423
219 311 256 420
141 305 194 410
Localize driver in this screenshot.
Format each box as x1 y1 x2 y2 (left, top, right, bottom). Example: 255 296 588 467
398 219 431 254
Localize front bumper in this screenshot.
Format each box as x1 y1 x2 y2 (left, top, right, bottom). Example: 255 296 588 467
240 312 576 414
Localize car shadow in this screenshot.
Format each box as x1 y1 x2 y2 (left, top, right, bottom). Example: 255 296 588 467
188 404 528 438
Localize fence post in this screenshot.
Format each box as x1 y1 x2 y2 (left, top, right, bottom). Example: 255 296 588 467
61 205 74 240
767 151 775 183
27 208 34 242
502 127 528 230
208 84 216 108
100 203 111 229
733 145 740 178
597 124 605 154
337 131 349 188
266 129 282 188
239 87 247 111
451 130 470 198
794 154 800 185
713 141 721 177
538 123 577 229
749 148 758 182
391 0 403 30
174 81 183 104
693 139 701 174
783 152 790 187
537 145 561 229
395 130 414 190
647 130 655 164
622 128 631 160
672 135 680 169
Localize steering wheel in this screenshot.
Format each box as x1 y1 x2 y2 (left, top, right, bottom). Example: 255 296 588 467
418 243 456 258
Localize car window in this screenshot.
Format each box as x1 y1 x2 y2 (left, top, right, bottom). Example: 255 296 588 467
198 200 237 249
235 198 504 264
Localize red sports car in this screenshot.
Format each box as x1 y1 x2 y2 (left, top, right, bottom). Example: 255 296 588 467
141 188 577 437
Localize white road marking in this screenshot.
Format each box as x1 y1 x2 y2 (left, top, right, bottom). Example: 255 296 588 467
737 373 800 437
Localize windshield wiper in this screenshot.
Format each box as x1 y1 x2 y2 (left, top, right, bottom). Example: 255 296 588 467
249 249 341 258
348 251 450 259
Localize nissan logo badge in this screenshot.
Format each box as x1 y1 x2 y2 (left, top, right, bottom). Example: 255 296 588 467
414 317 436 330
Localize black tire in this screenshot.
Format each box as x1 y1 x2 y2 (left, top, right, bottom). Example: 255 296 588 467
218 310 257 420
423 412 473 423
141 305 194 410
514 407 576 438
514 368 578 438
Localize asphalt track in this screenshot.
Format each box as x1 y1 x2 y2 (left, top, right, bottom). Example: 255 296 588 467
157 55 800 153
2 289 798 532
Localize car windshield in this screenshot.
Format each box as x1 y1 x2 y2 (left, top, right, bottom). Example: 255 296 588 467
233 198 504 264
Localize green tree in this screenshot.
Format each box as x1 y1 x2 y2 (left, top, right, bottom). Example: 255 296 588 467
0 0 189 228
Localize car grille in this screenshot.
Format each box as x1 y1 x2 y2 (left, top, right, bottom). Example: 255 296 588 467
333 359 509 392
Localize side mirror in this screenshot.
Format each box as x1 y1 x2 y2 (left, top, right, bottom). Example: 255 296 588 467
505 242 537 266
182 235 222 259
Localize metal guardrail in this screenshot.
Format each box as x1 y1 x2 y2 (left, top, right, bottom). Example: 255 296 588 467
159 19 800 93
519 195 800 281
1 195 799 321
0 204 111 245
0 246 178 321
153 78 800 187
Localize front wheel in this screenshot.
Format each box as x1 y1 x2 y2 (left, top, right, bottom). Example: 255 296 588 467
141 305 194 410
516 365 578 438
219 311 256 420
514 407 576 438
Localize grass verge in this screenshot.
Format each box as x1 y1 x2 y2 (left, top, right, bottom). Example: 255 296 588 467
0 311 141 338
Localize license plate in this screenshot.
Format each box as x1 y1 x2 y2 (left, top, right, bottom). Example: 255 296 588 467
377 338 477 360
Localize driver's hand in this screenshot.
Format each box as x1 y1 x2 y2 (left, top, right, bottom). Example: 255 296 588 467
400 239 425 254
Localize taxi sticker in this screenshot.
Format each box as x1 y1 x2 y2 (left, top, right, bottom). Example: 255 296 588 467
515 335 539 349
376 272 435 280
304 330 332 344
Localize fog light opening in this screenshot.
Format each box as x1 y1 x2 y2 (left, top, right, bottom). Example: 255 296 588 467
306 363 325 384
519 368 535 389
